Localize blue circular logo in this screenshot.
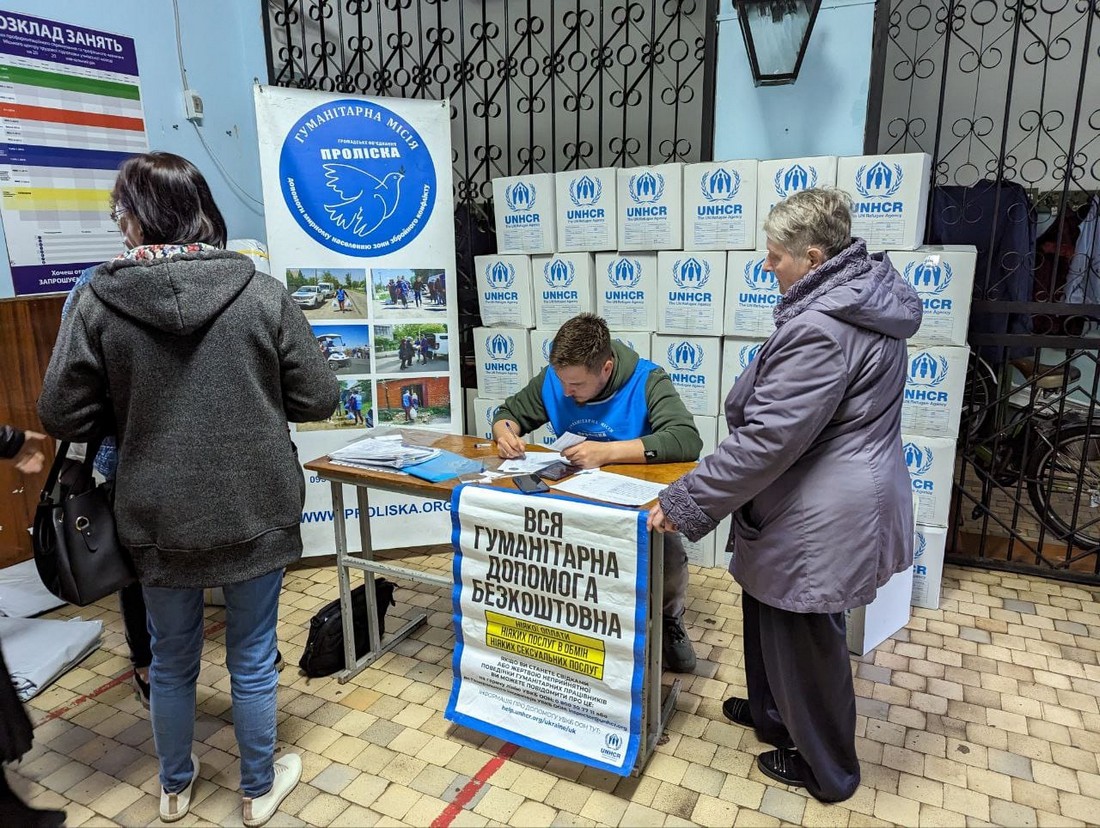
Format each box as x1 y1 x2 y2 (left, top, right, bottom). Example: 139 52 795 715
279 99 436 256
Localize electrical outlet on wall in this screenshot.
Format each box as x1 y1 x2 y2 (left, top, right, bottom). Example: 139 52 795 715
183 89 203 122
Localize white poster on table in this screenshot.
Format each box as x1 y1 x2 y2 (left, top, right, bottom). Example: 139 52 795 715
255 86 459 553
447 485 647 775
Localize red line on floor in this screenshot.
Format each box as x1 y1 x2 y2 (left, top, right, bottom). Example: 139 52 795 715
41 620 227 723
431 741 519 828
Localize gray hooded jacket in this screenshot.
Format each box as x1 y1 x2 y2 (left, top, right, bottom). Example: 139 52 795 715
38 250 339 588
659 240 922 613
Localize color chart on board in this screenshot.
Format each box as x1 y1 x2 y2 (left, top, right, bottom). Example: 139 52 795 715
0 10 146 296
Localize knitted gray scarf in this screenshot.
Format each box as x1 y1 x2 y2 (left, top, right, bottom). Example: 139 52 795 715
772 239 872 328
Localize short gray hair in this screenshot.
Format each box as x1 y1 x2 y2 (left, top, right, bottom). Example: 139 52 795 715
763 187 852 259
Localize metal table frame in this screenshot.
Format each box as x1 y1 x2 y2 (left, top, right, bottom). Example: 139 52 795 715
318 470 681 775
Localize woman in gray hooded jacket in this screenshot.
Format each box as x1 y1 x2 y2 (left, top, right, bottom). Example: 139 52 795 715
649 188 922 802
38 153 339 826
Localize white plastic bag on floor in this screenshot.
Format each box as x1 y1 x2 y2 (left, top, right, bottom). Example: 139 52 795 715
0 616 102 701
0 560 65 618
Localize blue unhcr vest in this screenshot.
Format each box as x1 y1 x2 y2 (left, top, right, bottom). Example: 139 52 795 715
542 359 656 441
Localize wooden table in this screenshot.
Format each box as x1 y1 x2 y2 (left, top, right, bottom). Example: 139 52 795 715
304 429 695 774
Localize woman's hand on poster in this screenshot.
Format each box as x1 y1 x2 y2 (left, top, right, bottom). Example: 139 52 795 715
647 503 678 534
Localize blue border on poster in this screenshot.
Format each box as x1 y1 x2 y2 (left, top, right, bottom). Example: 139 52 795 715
445 484 649 775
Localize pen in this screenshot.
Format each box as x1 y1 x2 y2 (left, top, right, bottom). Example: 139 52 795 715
505 422 526 458
473 442 493 448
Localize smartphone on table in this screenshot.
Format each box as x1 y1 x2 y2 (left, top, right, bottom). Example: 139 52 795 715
513 472 550 494
537 461 581 481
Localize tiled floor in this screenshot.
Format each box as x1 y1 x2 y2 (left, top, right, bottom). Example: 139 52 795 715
7 548 1100 827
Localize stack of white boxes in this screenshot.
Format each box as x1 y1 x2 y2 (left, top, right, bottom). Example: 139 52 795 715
481 153 957 607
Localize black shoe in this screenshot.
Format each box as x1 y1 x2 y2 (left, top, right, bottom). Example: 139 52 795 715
133 672 151 710
0 774 67 828
662 615 697 673
275 651 285 672
757 748 806 789
722 696 754 728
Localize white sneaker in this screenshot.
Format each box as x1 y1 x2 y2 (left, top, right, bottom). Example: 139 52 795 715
159 752 200 823
242 753 302 827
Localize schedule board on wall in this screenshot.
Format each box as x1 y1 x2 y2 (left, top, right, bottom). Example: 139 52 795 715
0 10 146 297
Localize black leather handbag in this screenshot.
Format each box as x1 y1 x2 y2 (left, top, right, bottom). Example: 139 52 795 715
32 438 136 606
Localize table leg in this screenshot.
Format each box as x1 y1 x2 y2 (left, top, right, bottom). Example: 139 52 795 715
331 482 357 682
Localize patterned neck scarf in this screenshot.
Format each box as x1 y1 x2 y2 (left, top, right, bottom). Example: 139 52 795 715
118 243 218 261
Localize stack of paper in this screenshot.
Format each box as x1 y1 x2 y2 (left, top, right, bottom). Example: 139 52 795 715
329 436 441 469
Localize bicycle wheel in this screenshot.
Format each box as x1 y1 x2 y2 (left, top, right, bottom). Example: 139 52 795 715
1026 422 1100 550
961 354 997 443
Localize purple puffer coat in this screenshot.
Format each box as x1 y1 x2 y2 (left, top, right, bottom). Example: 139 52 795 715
660 240 923 613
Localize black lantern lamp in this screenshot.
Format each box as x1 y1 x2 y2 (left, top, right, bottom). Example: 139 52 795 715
735 0 822 86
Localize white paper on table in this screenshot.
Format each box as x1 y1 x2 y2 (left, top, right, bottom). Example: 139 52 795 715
551 470 667 506
498 452 565 473
549 431 586 451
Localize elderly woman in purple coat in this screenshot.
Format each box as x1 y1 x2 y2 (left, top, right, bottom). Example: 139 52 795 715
649 188 922 803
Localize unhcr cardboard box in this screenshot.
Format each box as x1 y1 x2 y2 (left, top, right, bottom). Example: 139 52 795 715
656 251 727 337
901 434 955 528
846 566 914 656
912 524 947 610
682 160 758 250
838 153 932 251
617 163 683 251
529 328 557 374
719 337 767 432
492 173 557 254
756 156 838 243
902 346 968 439
724 251 778 339
595 253 658 332
474 254 535 328
530 421 560 449
473 327 532 399
652 334 722 416
471 397 505 440
556 168 618 252
889 245 976 347
610 331 652 361
531 252 595 327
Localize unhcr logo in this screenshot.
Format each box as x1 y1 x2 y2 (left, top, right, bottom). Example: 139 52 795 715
905 258 953 295
903 442 935 476
628 170 665 203
505 181 536 211
569 174 602 206
608 258 642 288
739 343 761 369
544 258 576 287
672 257 711 289
855 161 904 198
541 337 553 360
773 163 818 198
484 405 500 426
743 258 777 291
487 333 515 361
668 341 705 372
486 261 516 289
908 352 949 387
914 533 927 560
700 167 741 201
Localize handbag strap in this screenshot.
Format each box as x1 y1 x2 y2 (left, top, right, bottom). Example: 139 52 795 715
38 434 106 504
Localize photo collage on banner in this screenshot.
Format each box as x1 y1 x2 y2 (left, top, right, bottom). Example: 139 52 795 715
254 86 459 553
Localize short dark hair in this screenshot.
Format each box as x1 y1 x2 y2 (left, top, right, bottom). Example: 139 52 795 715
112 152 227 247
549 313 613 372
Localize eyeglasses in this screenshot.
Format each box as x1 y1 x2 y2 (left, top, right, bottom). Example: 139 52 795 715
109 205 127 224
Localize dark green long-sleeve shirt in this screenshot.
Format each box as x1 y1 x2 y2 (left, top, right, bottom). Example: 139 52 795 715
493 341 702 463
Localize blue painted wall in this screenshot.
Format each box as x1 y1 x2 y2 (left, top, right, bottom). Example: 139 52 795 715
0 0 268 294
713 0 875 161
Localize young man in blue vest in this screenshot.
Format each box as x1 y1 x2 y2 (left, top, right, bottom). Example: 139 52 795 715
492 313 702 673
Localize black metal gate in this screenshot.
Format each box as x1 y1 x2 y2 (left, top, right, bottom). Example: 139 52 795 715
868 0 1100 582
262 0 719 385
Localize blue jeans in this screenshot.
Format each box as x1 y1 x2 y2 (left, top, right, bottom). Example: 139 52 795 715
144 569 282 797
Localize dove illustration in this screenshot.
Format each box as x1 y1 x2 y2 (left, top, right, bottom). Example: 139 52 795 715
322 164 405 237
